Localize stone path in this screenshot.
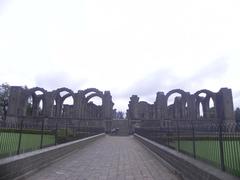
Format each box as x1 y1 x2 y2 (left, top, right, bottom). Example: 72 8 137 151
26 136 179 180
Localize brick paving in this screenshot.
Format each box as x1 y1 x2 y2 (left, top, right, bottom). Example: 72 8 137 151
26 136 179 180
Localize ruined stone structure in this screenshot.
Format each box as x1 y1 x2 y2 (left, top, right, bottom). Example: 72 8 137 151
6 86 114 132
127 88 235 132
5 86 235 134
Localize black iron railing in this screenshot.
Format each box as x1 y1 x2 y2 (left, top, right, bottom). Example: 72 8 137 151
135 120 240 177
0 116 104 159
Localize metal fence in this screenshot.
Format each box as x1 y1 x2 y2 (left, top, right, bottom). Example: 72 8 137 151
0 116 104 159
135 120 240 177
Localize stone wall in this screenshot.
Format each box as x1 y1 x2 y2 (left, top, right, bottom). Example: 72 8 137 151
6 86 114 131
127 88 235 129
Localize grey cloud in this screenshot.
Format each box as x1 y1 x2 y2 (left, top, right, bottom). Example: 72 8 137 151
115 58 229 103
233 91 240 108
35 71 86 92
113 68 178 103
234 91 240 99
176 58 228 91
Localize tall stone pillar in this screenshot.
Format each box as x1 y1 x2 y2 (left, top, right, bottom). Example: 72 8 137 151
154 92 167 121
102 91 114 120
102 91 114 132
73 91 85 119
7 86 25 116
43 92 55 117
32 96 40 116
187 94 197 121
216 88 234 123
127 95 140 133
128 95 139 120
7 86 26 123
55 96 62 117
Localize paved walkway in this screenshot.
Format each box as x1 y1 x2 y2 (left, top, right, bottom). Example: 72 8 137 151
26 136 179 180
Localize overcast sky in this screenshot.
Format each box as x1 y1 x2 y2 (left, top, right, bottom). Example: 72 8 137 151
0 0 240 111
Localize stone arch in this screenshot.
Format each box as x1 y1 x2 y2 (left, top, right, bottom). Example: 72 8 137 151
86 93 103 103
82 88 103 97
23 87 47 116
166 89 187 101
53 87 74 98
83 89 104 119
24 95 34 116
61 96 74 118
52 87 75 117
194 89 217 119
29 87 47 95
194 89 215 98
166 89 188 119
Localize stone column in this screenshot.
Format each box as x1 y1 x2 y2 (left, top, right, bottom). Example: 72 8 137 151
7 86 25 122
154 92 167 121
73 92 85 119
216 88 234 123
43 92 55 117
102 91 114 132
7 86 24 116
187 94 197 121
128 95 139 120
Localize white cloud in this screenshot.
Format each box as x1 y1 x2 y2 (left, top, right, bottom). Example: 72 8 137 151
0 0 240 111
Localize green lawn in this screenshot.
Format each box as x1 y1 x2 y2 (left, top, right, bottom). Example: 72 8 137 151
170 140 240 176
0 132 55 158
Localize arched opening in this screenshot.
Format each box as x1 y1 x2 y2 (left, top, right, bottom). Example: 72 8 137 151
34 90 44 96
198 93 207 98
60 91 70 97
194 90 216 120
53 88 74 117
83 88 102 97
209 97 214 108
26 88 46 117
167 93 182 106
86 95 103 119
208 97 216 118
184 102 188 117
37 99 43 116
87 96 102 106
166 91 186 119
61 96 74 117
26 96 33 116
199 102 204 118
51 100 57 117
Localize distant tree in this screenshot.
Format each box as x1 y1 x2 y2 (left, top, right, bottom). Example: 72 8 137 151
116 111 125 120
235 108 240 123
0 83 10 122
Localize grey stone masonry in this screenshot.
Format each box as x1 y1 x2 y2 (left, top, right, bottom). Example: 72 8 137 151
26 136 179 180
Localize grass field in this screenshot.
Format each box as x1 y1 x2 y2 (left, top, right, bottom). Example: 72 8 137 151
169 140 240 176
0 132 55 158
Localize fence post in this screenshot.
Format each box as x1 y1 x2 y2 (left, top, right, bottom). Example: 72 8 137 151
167 121 170 147
219 122 225 171
40 117 45 149
65 118 68 137
176 120 180 151
17 116 24 155
55 118 58 145
191 121 196 158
